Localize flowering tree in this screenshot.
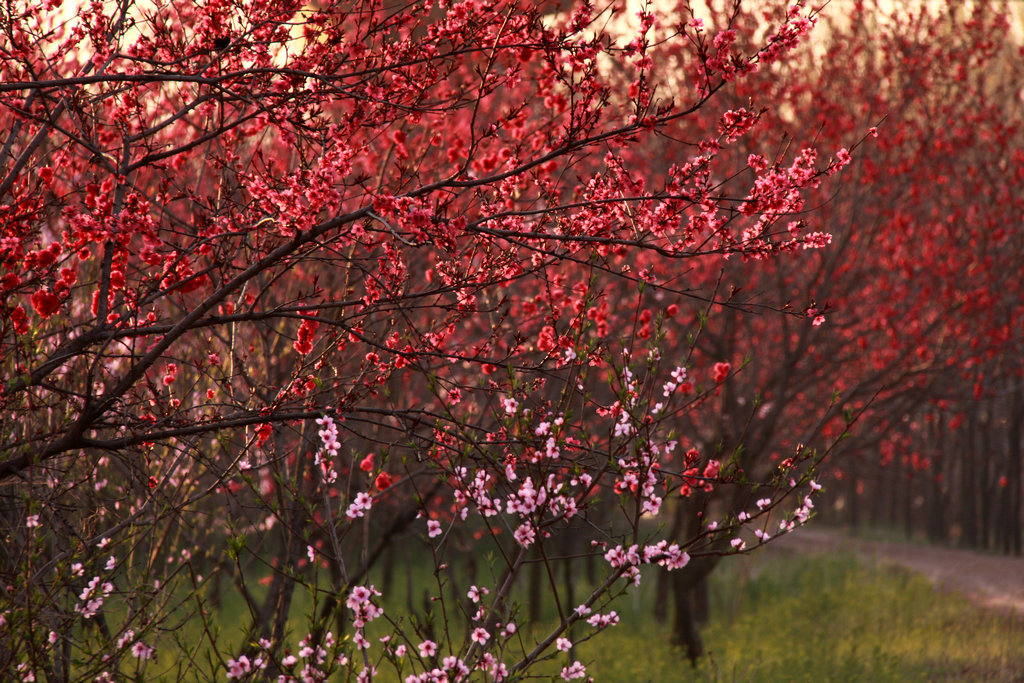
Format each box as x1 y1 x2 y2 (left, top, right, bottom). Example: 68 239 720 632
586 0 1024 656
0 0 845 679
801 0 1024 550
691 0 1024 548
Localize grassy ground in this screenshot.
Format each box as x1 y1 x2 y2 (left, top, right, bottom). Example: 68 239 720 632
566 550 1024 682
141 546 1024 681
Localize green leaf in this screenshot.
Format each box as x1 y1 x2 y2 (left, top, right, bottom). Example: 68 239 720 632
227 534 246 560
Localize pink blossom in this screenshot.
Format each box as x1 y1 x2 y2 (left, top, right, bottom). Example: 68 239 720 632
116 629 135 649
226 655 252 679
443 656 469 676
467 585 487 603
346 491 373 519
418 639 437 657
426 519 442 538
585 611 619 628
315 415 341 456
513 523 535 548
131 641 155 660
561 660 587 680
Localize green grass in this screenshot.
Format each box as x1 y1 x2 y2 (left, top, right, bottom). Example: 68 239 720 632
137 547 1024 681
566 551 1024 682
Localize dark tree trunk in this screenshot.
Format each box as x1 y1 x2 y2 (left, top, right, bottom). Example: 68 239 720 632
692 575 709 625
671 568 704 665
926 413 948 544
887 465 901 529
903 472 915 539
981 406 994 550
656 497 689 624
959 415 979 548
653 568 670 623
667 494 723 665
847 458 860 529
1004 384 1023 555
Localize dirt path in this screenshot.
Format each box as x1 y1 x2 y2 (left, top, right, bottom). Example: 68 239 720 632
771 526 1024 616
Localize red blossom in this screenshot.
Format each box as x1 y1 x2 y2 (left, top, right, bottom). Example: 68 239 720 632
30 289 61 318
1 273 21 290
10 304 29 334
255 423 272 445
294 315 319 355
162 363 177 386
712 362 731 384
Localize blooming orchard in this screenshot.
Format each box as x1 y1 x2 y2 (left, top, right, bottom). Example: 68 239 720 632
1 0 849 679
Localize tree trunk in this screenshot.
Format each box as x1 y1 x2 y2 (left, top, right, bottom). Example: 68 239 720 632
671 569 704 665
692 575 709 625
959 415 979 548
1005 384 1023 555
847 458 861 529
981 406 994 550
653 568 670 623
903 472 915 539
